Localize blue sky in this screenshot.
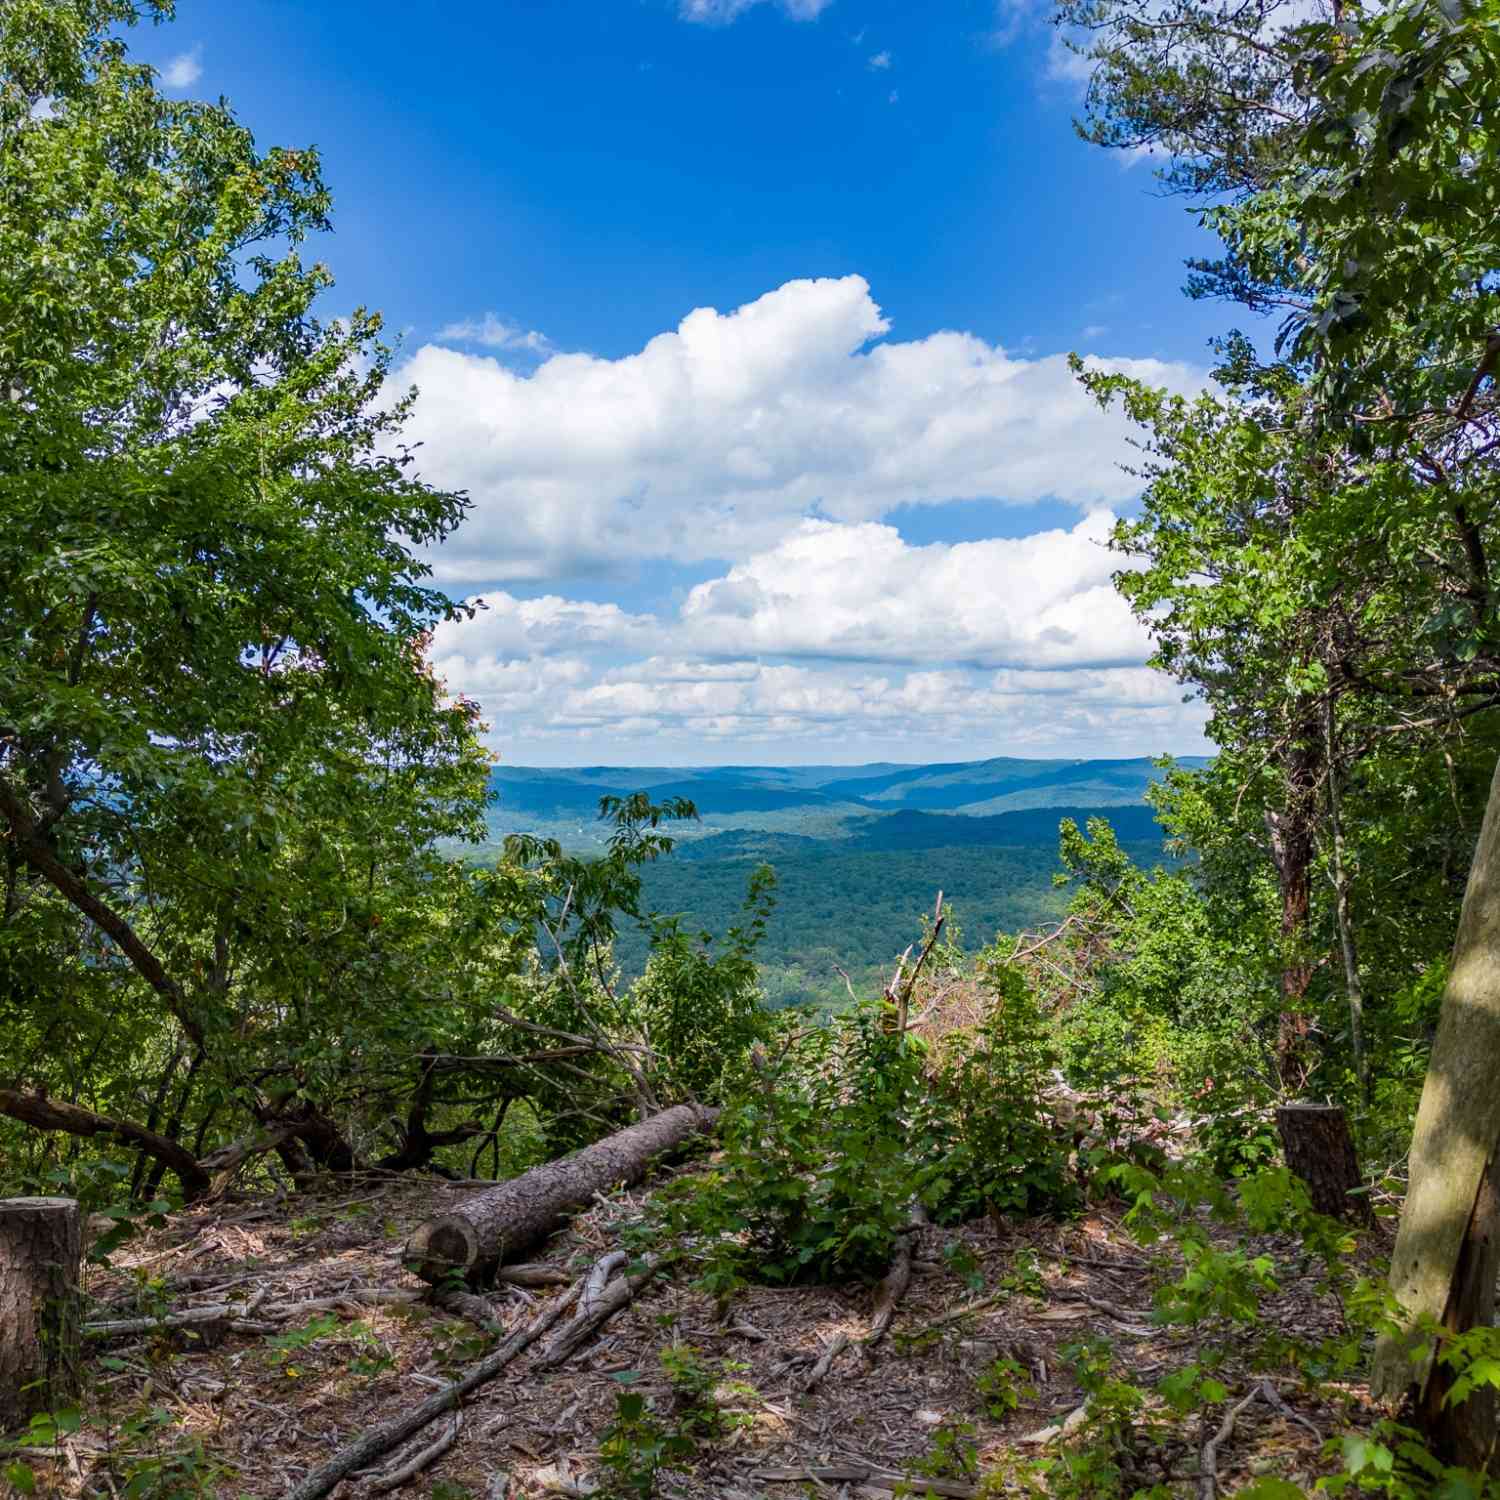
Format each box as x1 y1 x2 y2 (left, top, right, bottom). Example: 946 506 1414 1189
142 0 1221 766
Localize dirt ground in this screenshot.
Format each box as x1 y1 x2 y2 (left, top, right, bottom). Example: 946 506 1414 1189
6 1170 1381 1500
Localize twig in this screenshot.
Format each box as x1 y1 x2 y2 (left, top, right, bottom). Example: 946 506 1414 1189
1050 1287 1150 1324
1199 1386 1263 1500
433 1288 508 1336
362 1414 462 1494
1255 1377 1322 1444
865 1204 927 1347
533 1255 659 1368
925 1291 1009 1329
282 1281 581 1500
887 892 946 1037
581 1251 629 1319
802 1332 851 1392
753 1467 976 1499
1011 912 1082 963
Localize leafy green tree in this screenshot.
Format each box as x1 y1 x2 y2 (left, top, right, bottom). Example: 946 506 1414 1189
0 0 517 1188
1062 0 1500 1458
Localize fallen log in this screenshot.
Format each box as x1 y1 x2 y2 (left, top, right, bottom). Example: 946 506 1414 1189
284 1248 656 1500
83 1287 426 1338
404 1103 716 1285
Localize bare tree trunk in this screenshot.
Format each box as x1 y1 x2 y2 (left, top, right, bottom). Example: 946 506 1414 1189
1417 1154 1500 1470
0 1198 82 1431
1266 736 1322 1093
143 1047 204 1200
129 1044 183 1199
404 1103 716 1285
1324 702 1369 1099
1373 754 1500 1472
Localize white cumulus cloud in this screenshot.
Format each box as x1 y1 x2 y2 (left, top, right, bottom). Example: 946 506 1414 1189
401 275 1205 583
421 509 1210 759
679 512 1148 669
161 47 202 88
437 652 1204 759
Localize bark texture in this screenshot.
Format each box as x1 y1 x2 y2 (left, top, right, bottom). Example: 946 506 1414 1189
1417 1153 1500 1471
0 1197 82 1431
404 1104 716 1284
0 1090 210 1201
1275 1103 1370 1223
1266 736 1320 1092
1373 753 1500 1433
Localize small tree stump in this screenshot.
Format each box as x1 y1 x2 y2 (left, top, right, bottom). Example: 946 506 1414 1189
1276 1103 1371 1223
0 1197 83 1430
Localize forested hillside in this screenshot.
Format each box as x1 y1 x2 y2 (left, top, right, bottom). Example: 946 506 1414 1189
5 1 1500 1497
480 771 1176 1006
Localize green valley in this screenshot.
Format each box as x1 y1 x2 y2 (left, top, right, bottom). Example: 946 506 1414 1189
475 758 1193 1007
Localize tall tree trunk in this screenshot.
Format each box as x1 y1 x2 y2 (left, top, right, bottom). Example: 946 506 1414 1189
143 1048 204 1201
1266 736 1322 1092
1417 1153 1500 1470
1373 754 1500 1472
131 1044 186 1201
1325 702 1369 1099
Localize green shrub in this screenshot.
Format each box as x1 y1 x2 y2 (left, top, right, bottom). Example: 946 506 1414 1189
649 950 1077 1291
920 947 1077 1222
630 866 776 1103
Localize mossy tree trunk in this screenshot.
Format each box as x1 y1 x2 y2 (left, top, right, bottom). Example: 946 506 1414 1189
1373 755 1500 1471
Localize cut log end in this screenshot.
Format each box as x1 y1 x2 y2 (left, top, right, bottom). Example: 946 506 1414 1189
403 1218 486 1283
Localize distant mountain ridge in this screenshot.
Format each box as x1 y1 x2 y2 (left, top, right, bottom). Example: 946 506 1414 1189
487 755 1208 822
479 755 1205 1009
668 802 1166 860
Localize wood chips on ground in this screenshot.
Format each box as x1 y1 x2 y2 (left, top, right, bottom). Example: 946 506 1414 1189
6 1170 1383 1499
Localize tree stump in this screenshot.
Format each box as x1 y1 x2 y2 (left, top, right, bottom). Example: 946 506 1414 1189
0 1197 83 1431
1275 1103 1371 1223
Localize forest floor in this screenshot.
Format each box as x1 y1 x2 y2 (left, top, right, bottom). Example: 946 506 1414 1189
14 1169 1387 1500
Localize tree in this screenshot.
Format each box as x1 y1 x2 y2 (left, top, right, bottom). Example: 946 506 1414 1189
1062 0 1500 1460
0 0 512 1187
